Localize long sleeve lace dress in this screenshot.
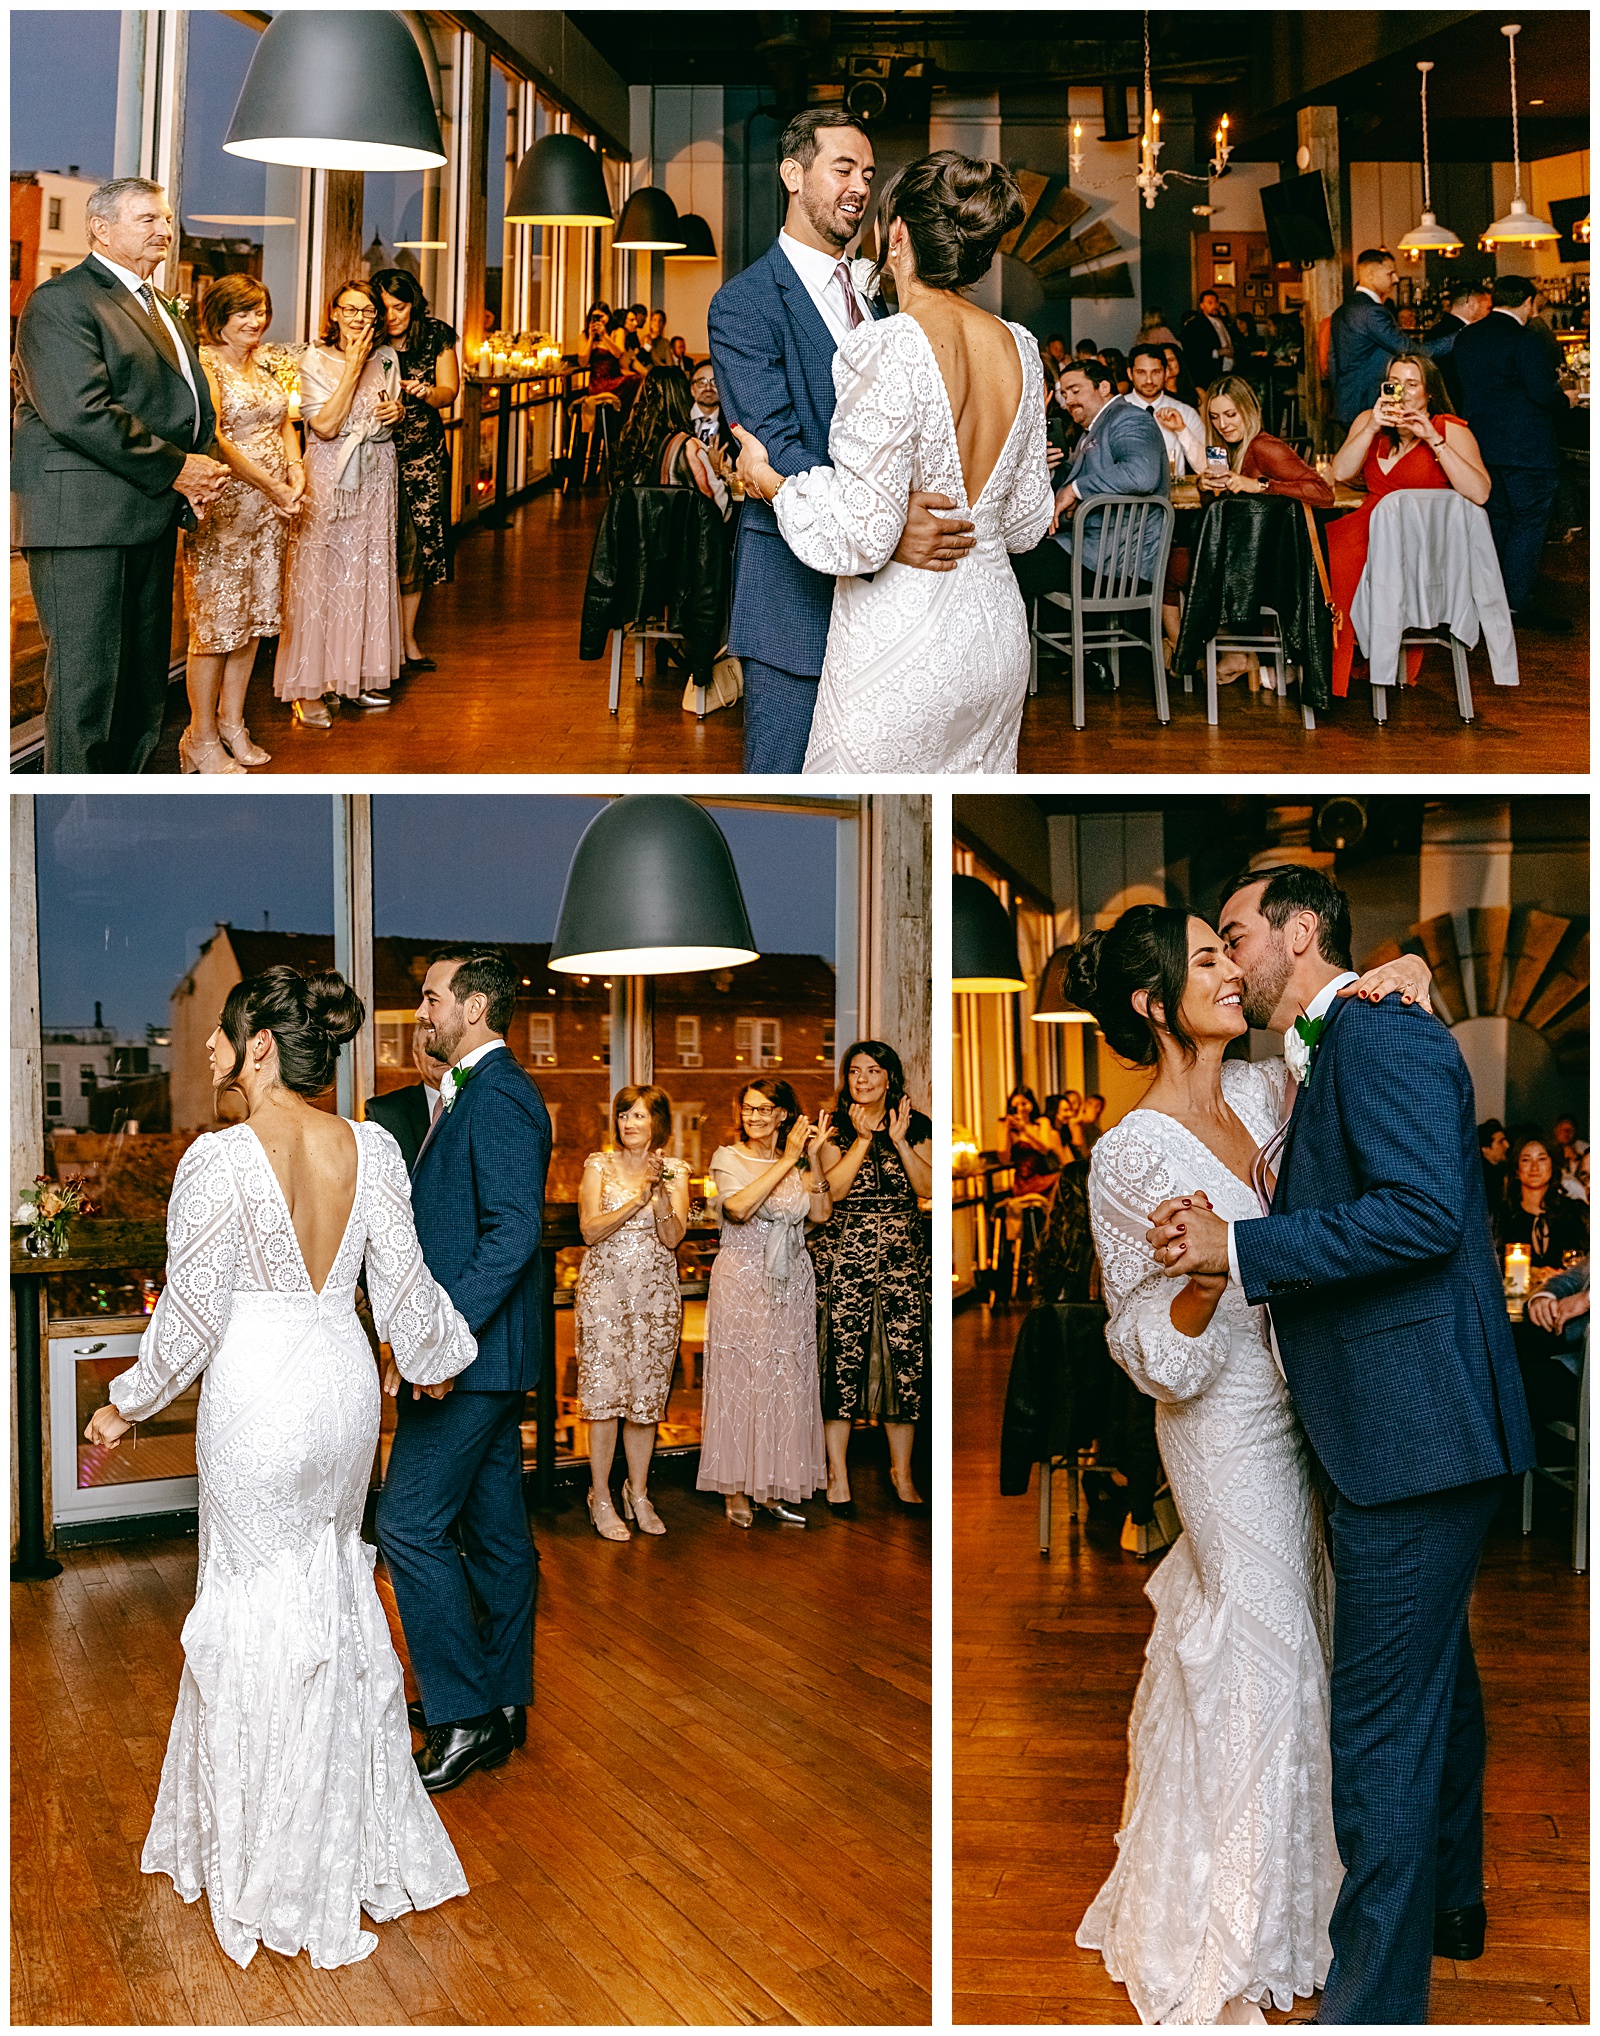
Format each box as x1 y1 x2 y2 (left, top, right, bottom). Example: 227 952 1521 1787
109 1120 477 1971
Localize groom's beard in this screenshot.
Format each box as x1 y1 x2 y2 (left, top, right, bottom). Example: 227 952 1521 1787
418 1009 464 1067
1239 941 1293 1032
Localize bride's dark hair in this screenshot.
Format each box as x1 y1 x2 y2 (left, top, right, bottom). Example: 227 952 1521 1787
870 150 1025 292
216 965 365 1102
1065 907 1198 1067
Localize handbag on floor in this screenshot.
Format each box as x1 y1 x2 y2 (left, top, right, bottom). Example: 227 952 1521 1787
683 653 743 714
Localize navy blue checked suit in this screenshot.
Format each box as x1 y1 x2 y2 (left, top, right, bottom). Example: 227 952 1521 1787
708 241 886 772
1327 289 1455 428
1233 993 1535 2024
375 1045 551 1726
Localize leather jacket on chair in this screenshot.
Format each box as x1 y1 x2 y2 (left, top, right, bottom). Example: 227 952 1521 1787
579 483 728 685
1173 492 1334 710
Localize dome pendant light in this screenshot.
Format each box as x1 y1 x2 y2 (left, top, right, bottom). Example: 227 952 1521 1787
1397 62 1462 261
614 92 685 251
505 132 615 228
1030 949 1095 1023
666 87 719 261
1480 25 1560 250
549 798 758 975
224 11 446 173
952 876 1026 994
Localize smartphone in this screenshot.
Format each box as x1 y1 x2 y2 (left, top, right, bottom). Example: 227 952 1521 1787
1205 445 1230 477
1380 379 1404 404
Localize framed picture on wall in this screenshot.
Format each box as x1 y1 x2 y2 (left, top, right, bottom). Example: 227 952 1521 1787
1213 261 1237 287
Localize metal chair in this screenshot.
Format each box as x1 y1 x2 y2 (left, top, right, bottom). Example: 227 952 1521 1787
1523 1331 1588 1575
1369 626 1476 725
1195 606 1319 731
1027 494 1175 731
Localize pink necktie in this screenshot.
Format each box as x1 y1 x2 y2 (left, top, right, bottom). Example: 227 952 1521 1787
834 261 866 331
1248 1072 1297 1376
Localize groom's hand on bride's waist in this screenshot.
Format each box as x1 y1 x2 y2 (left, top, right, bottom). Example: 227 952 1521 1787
1147 1193 1231 1279
894 491 976 572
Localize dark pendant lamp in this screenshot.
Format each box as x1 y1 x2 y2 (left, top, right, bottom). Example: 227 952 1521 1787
550 797 759 975
1031 947 1094 1023
224 11 446 173
613 184 685 252
952 875 1025 993
504 132 615 228
667 213 719 260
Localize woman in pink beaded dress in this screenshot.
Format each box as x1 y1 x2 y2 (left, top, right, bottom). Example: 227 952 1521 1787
274 279 403 729
697 1079 831 1527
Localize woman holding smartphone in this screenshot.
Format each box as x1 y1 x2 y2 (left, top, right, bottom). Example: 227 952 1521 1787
1325 351 1491 697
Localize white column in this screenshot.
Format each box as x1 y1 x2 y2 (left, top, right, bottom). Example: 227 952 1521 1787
333 796 376 1119
609 977 655 1095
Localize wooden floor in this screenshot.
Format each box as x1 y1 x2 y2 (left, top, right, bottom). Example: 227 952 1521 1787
953 1301 1589 2027
100 504 1584 779
12 1449 930 2025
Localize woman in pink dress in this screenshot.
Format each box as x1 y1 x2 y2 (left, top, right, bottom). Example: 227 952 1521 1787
1326 350 1491 696
697 1079 831 1527
274 279 404 728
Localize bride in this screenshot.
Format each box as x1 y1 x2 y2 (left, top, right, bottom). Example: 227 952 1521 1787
732 150 1053 774
84 965 477 1970
1064 906 1430 2024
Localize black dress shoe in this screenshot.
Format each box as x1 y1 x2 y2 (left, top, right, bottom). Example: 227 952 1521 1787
402 655 438 673
410 1699 526 1747
414 1710 513 1794
1433 1900 1487 1960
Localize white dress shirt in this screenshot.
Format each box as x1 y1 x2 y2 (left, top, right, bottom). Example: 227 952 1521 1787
690 401 722 446
778 231 862 348
90 251 200 441
1125 389 1206 475
454 1039 505 1077
1206 310 1234 370
1226 971 1360 1286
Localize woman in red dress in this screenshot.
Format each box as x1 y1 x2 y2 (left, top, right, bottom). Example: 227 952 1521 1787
1326 351 1492 694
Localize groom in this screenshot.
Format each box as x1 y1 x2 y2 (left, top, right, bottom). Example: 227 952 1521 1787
1149 863 1534 2026
376 946 551 1794
708 107 975 772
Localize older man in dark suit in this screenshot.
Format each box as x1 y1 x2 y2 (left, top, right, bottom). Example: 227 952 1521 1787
376 948 551 1795
366 1031 451 1174
12 177 228 773
708 108 971 771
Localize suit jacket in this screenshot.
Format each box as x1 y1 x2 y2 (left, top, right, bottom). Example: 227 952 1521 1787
1179 307 1242 386
408 1046 551 1395
1055 395 1169 580
1232 994 1536 1506
365 1083 433 1175
1449 309 1567 471
12 255 217 549
707 240 885 675
1327 288 1454 426
1424 310 1470 410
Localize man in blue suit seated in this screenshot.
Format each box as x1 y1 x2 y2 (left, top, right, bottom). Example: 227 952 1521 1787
1328 246 1456 430
1149 864 1535 2026
1450 274 1572 629
708 108 977 772
1011 356 1168 688
376 947 552 1795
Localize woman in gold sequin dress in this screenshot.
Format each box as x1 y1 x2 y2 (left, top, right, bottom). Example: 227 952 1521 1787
180 274 303 774
575 1086 690 1540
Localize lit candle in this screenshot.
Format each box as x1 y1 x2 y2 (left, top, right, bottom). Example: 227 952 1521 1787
1504 1242 1531 1306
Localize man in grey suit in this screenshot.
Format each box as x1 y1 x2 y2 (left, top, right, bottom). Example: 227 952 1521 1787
12 177 228 773
1015 356 1167 583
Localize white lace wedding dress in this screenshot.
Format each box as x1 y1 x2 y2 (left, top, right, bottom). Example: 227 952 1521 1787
1077 1058 1342 2024
770 312 1052 773
109 1120 477 1970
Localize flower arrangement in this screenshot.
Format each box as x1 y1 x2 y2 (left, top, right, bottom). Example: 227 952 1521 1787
15 1175 93 1257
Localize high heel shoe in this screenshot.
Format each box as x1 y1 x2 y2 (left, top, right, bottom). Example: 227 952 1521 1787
756 1500 807 1528
178 728 245 775
621 1481 666 1535
217 719 271 766
587 1489 631 1541
724 1495 754 1528
292 699 333 729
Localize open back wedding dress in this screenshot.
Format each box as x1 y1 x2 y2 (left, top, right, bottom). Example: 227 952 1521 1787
770 312 1052 773
1077 1058 1342 2024
109 1120 477 1970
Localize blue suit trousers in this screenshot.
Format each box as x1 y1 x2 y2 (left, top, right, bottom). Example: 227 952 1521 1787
1484 464 1560 611
376 1388 538 1724
742 658 818 773
1319 1475 1504 2025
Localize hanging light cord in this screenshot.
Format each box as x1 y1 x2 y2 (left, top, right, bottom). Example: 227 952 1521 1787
1419 65 1433 211
1507 26 1523 200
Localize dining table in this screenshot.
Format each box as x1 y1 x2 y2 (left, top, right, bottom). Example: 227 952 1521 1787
1170 476 1365 513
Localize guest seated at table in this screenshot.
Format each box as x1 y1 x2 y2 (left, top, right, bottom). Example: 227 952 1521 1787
614 364 731 517
1325 351 1492 696
1552 1115 1589 1196
1127 344 1204 652
1162 342 1201 410
1099 346 1132 395
578 305 628 397
1198 377 1334 507
1493 1130 1590 1273
687 358 738 462
1519 1257 1588 1463
1480 1117 1511 1207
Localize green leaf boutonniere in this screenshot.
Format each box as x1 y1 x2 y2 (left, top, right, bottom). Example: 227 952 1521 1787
439 1063 478 1114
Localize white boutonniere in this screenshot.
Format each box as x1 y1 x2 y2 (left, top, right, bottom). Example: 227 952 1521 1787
849 257 883 303
438 1063 477 1114
1282 1012 1327 1086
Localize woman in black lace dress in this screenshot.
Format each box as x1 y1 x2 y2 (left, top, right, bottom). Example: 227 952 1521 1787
373 270 460 669
810 1041 933 1510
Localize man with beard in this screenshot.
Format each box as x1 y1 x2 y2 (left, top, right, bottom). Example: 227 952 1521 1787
375 947 551 1793
708 108 976 771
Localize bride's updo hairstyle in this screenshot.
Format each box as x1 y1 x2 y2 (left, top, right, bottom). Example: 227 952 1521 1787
871 150 1026 292
216 965 365 1101
1066 907 1198 1067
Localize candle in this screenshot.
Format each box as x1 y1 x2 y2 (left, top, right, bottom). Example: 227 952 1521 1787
1504 1243 1531 1314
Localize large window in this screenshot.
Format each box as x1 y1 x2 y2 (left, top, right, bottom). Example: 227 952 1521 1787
176 13 279 317
10 11 119 333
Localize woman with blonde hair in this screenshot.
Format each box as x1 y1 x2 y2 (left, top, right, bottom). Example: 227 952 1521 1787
574 1085 691 1539
180 273 303 772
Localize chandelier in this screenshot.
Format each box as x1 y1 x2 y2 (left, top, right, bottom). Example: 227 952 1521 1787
1135 13 1164 210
